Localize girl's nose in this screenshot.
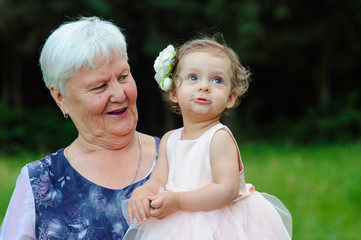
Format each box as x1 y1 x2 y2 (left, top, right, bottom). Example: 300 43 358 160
199 80 210 92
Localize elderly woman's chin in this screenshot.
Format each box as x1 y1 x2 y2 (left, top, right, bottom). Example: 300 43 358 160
103 110 138 136
110 111 138 137
75 108 138 146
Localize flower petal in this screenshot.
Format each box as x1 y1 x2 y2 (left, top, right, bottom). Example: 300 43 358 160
160 77 172 91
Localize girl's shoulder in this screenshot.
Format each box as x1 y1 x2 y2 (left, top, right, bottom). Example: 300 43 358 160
161 128 181 142
205 123 232 140
211 125 236 148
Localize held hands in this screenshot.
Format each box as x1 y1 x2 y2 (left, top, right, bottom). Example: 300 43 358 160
149 191 180 220
128 188 180 225
128 186 153 225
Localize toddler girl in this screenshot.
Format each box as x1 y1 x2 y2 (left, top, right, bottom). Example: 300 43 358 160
125 36 292 239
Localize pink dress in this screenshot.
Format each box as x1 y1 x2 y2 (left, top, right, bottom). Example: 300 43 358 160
125 124 292 240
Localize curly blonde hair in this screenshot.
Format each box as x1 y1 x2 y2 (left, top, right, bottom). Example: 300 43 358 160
161 35 251 115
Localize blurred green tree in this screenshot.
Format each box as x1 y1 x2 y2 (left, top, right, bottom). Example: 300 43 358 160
0 0 360 150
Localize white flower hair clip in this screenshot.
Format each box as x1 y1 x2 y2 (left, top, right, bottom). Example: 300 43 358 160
154 45 176 91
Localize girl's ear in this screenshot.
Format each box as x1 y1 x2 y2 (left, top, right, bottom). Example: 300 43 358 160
226 90 238 109
169 90 178 103
50 86 69 114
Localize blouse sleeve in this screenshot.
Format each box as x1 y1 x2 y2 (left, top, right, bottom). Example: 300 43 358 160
0 166 36 240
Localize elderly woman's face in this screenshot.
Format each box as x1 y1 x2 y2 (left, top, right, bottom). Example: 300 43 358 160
63 57 138 141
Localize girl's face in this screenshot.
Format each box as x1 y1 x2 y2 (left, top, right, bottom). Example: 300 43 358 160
170 49 237 122
52 57 138 147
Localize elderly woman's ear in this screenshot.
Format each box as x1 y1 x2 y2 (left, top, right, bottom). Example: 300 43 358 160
50 85 68 117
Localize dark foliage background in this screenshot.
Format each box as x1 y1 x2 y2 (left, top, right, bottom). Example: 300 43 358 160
1 0 360 153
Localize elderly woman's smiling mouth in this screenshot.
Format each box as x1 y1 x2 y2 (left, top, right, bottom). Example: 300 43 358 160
108 107 128 117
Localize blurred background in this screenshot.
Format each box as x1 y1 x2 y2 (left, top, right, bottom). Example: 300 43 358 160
1 0 360 151
0 0 360 239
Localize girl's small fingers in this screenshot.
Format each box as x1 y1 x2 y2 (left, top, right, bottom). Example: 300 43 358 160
143 199 151 217
149 207 161 218
128 208 134 224
135 203 148 224
133 209 143 225
129 202 142 224
149 198 161 209
148 195 157 201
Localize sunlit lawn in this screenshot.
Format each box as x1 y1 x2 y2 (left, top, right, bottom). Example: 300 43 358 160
1 142 360 239
241 142 361 240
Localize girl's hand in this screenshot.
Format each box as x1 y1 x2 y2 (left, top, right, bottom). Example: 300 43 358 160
149 191 180 219
128 186 153 225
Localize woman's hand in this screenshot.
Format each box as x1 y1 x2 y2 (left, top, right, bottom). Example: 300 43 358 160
128 186 153 225
149 191 180 219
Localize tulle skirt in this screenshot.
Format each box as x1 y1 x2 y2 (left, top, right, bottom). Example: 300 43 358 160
124 191 292 240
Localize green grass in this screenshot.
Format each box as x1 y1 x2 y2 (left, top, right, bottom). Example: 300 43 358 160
241 142 361 240
1 143 360 239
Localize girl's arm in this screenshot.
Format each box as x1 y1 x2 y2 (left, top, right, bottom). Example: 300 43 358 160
127 131 172 224
150 129 240 219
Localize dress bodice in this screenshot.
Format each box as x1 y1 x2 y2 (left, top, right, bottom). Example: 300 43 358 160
165 124 248 194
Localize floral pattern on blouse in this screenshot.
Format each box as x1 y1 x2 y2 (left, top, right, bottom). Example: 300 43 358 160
27 137 159 240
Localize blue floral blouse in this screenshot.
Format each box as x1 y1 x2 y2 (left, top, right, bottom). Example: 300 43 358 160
27 137 160 240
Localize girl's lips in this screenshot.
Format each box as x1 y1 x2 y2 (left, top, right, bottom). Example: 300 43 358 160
194 98 211 104
107 107 128 117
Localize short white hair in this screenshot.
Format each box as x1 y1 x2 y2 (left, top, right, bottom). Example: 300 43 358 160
39 16 128 95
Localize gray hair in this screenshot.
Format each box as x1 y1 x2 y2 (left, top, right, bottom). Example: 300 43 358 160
39 16 127 95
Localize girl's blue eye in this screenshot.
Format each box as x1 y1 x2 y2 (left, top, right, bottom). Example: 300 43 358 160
213 78 222 84
189 75 198 81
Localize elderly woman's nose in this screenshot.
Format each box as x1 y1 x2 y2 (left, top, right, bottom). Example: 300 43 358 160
109 82 126 102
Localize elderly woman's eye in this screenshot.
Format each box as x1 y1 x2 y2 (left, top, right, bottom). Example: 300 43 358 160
119 75 128 81
94 83 106 90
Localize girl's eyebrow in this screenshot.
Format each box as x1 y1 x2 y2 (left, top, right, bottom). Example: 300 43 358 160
183 67 199 72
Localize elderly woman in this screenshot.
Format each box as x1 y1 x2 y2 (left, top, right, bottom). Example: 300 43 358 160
0 17 160 239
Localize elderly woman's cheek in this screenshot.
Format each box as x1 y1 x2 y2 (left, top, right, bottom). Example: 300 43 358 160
126 81 138 106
